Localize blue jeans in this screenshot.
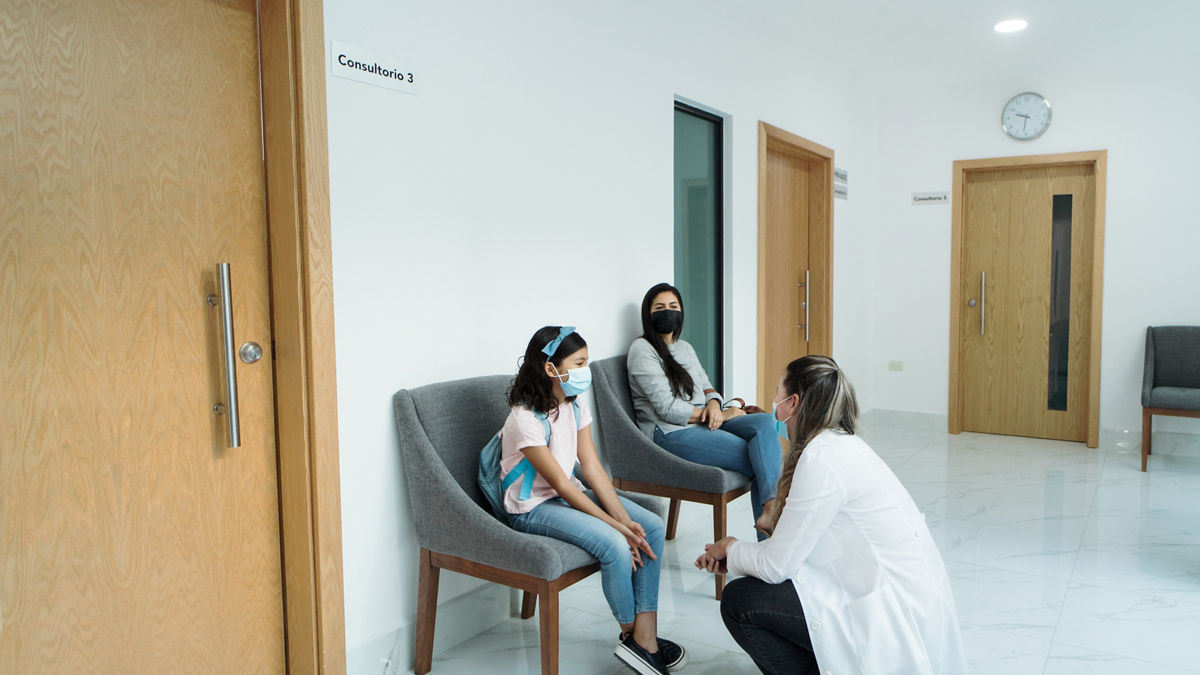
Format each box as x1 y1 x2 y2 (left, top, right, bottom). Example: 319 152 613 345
654 412 782 534
509 490 664 624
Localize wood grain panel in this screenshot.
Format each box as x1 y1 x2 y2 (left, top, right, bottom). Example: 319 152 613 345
1 0 285 671
956 159 1098 443
756 123 834 407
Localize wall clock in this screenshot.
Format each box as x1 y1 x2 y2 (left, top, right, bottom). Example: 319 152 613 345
1001 92 1052 140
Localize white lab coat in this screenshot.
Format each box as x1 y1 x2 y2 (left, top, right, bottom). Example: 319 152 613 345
726 429 967 675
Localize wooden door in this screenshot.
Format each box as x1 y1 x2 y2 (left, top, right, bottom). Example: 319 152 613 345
959 164 1096 442
757 123 833 407
1 1 286 671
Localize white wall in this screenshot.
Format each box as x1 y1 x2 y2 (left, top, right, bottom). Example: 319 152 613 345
868 50 1200 435
325 1 876 669
326 1 1200 669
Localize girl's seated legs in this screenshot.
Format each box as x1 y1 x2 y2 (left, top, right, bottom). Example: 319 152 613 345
509 491 665 625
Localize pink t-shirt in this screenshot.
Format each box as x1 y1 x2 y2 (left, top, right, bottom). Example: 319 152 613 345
499 399 593 514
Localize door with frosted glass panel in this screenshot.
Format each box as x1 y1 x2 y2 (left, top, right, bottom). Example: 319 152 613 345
959 164 1096 442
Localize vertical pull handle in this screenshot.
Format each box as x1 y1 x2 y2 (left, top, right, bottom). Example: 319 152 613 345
215 262 241 448
796 270 810 342
980 270 986 336
804 269 810 343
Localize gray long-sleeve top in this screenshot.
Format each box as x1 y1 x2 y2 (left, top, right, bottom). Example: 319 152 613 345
627 337 722 437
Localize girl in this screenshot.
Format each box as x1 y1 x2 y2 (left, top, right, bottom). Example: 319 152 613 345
695 356 967 675
501 326 687 675
627 283 782 537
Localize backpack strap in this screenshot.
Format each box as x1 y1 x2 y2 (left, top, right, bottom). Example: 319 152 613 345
506 402 585 502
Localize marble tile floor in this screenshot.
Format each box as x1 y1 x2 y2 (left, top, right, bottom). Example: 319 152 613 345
419 422 1200 674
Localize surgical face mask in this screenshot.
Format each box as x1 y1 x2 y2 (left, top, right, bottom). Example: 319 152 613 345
650 309 682 335
550 363 592 397
772 396 794 440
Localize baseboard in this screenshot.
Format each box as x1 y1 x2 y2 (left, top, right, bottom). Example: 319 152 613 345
346 583 513 675
859 408 948 431
860 409 1199 456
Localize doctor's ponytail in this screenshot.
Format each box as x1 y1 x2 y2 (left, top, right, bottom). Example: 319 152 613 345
764 355 860 526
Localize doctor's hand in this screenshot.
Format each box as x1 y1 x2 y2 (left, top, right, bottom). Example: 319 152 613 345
694 536 737 574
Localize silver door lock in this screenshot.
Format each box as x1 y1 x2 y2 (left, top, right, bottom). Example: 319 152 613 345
240 342 264 364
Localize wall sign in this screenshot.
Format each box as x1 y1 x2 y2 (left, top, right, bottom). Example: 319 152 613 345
912 191 949 205
834 167 848 184
834 183 848 200
330 40 419 95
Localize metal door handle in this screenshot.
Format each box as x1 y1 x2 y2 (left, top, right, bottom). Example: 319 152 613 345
804 270 810 342
980 270 986 336
213 263 240 448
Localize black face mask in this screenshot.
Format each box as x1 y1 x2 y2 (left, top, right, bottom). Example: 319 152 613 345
650 309 683 335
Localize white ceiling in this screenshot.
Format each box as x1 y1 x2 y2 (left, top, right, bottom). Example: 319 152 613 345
740 0 1200 91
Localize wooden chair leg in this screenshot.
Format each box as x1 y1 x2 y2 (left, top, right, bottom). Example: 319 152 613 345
713 498 727 601
537 582 559 675
1142 408 1152 472
521 590 536 619
414 548 440 675
665 498 681 540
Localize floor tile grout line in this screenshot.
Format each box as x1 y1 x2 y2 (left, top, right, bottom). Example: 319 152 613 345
1039 439 1109 675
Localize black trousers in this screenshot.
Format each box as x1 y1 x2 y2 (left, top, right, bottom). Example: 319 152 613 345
720 576 820 675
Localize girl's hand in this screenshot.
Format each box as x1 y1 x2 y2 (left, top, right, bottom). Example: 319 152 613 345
694 536 737 574
614 520 657 570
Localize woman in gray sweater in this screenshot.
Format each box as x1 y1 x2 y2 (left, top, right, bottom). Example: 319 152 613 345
627 283 782 537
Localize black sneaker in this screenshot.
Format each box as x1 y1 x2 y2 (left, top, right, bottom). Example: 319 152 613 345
617 632 687 672
657 637 688 672
614 632 669 675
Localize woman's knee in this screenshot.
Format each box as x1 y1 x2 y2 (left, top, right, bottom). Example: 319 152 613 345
747 412 778 435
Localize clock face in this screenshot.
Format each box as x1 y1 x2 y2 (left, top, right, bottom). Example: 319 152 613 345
1001 92 1052 140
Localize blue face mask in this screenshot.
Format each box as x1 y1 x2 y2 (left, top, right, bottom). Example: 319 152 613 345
551 363 592 397
772 397 793 441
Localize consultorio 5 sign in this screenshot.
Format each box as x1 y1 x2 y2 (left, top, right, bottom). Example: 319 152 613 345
330 40 419 95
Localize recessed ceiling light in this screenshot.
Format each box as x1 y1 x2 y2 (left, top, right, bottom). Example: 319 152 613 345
994 19 1029 33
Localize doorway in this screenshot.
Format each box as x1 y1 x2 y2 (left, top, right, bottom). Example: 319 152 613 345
949 152 1107 447
674 102 724 391
0 0 343 671
756 122 834 407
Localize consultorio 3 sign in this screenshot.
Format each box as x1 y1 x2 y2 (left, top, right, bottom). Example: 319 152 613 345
330 40 419 95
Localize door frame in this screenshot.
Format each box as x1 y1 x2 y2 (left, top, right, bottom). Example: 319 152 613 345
948 150 1107 448
259 0 345 671
756 122 834 406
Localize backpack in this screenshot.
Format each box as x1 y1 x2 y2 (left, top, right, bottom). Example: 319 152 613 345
477 400 581 524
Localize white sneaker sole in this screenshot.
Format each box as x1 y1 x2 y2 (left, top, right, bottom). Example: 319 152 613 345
613 642 664 675
666 650 688 672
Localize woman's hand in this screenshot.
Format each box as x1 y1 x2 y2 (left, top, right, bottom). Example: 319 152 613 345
699 399 725 430
722 406 746 420
614 518 657 571
694 536 737 574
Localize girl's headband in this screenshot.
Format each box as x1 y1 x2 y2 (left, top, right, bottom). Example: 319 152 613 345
541 326 576 357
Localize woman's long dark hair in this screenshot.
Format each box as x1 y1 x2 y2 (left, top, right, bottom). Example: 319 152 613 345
763 355 860 525
640 283 695 400
507 326 588 417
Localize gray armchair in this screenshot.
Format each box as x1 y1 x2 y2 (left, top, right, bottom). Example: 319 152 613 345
393 374 663 674
591 355 750 600
1141 326 1200 471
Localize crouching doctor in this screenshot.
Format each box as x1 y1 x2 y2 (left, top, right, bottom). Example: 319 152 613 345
695 356 967 675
